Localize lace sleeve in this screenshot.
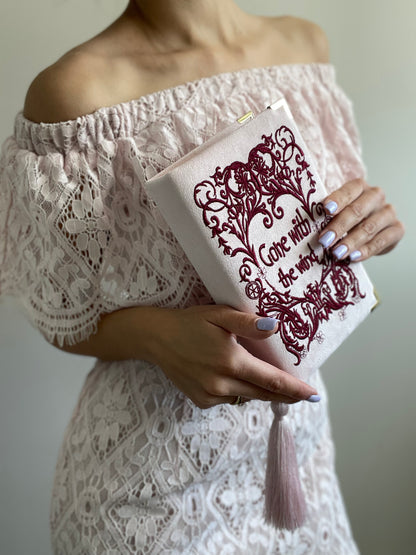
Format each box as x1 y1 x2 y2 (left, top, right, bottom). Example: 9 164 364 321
0 117 170 348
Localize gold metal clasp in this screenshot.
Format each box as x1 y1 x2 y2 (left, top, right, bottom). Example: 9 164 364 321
371 287 381 312
237 111 254 124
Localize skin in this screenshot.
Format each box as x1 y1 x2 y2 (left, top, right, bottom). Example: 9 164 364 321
320 178 404 262
23 1 329 122
22 0 404 409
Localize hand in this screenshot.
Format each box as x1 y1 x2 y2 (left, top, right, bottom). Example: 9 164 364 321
318 178 405 261
148 304 318 409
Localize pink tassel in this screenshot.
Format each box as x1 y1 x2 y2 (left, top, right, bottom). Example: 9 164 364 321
264 402 307 530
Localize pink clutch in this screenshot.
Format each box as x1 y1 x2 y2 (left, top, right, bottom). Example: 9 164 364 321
145 99 377 379
144 98 378 530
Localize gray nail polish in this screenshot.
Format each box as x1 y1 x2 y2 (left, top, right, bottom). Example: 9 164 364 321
307 395 321 403
333 244 348 260
318 231 335 248
325 201 338 214
256 317 278 331
349 250 362 261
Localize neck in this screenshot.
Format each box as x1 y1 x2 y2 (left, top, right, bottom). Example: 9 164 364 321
127 0 251 51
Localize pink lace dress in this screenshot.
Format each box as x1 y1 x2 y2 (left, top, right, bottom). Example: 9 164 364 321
0 63 364 554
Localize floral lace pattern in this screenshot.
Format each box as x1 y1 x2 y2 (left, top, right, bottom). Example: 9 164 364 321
0 64 364 553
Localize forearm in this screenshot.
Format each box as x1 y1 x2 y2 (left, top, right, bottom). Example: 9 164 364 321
51 305 164 362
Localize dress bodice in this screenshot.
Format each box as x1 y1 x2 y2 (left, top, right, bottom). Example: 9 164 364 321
0 63 365 349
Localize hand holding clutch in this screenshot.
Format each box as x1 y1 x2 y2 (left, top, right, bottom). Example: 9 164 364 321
148 303 319 409
319 178 405 261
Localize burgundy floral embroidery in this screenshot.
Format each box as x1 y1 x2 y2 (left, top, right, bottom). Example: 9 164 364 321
194 125 365 365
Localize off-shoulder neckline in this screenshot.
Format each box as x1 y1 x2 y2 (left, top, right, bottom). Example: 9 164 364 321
17 62 335 128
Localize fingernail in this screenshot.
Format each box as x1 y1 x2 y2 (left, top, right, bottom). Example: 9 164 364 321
333 244 348 260
318 231 335 248
325 201 338 214
350 250 362 261
307 395 321 403
256 317 278 331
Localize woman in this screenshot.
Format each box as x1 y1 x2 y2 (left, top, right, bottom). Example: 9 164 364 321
0 0 404 553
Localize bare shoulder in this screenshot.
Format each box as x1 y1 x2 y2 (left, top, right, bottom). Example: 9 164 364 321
23 50 110 124
269 15 330 64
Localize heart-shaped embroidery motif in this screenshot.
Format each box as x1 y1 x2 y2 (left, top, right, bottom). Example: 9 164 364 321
193 125 365 365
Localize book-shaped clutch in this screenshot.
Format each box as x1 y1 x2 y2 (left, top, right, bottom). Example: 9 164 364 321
145 99 378 380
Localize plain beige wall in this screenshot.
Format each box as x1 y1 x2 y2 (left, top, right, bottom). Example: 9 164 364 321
0 1 414 554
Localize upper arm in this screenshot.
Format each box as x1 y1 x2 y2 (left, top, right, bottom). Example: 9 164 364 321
23 53 103 124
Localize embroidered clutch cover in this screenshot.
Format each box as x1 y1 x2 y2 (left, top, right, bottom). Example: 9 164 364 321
145 99 377 379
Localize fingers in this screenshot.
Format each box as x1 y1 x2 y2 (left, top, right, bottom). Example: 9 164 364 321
325 205 403 261
236 351 317 400
196 374 318 409
204 304 278 339
203 348 318 408
323 186 385 240
188 341 318 410
319 182 384 248
323 177 368 215
353 221 405 261
199 379 303 408
320 179 405 262
200 372 313 407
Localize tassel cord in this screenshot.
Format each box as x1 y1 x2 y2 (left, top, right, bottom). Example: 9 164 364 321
264 401 307 530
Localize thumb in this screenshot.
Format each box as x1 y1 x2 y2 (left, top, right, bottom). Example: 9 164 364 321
204 304 278 340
